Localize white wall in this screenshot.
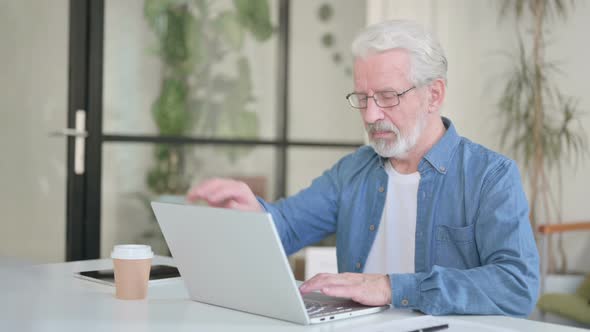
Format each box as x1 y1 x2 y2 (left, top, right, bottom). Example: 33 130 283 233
0 0 69 263
288 0 366 143
367 0 590 272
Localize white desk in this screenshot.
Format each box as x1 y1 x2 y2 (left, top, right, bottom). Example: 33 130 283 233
0 256 585 332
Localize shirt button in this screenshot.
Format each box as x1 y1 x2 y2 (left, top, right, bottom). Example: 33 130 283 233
378 186 384 193
439 166 446 172
356 262 361 269
401 299 409 306
369 225 375 231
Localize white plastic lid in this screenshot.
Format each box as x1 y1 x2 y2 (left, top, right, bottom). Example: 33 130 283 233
111 244 154 260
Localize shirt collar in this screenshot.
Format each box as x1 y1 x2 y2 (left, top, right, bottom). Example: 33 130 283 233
419 117 460 174
375 117 460 175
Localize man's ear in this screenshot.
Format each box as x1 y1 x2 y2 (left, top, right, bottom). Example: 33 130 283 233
427 79 446 113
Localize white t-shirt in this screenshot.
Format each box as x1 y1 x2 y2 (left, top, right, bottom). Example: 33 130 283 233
363 161 420 274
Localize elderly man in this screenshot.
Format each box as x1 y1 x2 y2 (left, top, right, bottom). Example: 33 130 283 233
187 20 539 316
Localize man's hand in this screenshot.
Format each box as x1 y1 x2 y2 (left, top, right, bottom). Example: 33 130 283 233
186 178 263 212
299 273 391 306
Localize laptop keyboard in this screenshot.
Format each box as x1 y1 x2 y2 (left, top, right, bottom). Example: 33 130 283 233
304 300 354 317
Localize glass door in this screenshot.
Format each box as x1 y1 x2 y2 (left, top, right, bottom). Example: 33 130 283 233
99 0 283 257
67 0 366 260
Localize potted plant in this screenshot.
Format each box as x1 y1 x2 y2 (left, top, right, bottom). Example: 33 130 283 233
138 0 274 254
495 0 587 272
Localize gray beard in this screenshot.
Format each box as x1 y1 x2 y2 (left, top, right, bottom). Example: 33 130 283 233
367 117 426 159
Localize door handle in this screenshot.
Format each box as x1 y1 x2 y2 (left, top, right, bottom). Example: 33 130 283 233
50 128 88 137
50 110 87 175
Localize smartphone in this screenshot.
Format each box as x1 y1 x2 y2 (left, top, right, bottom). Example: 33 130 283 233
75 264 181 286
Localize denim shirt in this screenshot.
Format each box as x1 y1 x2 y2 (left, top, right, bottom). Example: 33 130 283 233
258 117 539 316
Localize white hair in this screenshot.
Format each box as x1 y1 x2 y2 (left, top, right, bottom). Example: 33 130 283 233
351 20 448 86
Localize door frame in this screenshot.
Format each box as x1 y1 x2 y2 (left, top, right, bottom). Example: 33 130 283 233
66 0 103 261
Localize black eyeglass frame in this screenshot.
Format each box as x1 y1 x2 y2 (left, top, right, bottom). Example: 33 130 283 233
345 86 416 109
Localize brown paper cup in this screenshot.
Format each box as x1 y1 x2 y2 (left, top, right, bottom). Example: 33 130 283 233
113 258 152 300
111 244 154 300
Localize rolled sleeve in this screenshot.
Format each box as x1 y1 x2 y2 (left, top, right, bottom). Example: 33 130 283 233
390 272 428 309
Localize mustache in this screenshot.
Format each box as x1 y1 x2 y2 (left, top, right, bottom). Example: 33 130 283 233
366 121 399 135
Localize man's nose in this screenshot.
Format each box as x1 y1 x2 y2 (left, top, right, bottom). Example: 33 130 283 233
362 97 385 123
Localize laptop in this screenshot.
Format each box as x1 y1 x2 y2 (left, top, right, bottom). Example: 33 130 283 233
151 202 390 325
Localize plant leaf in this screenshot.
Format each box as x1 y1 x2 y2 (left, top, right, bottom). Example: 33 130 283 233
214 11 245 51
152 78 190 135
233 0 274 41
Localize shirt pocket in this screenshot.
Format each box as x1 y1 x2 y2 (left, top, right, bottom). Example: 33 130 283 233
434 223 480 269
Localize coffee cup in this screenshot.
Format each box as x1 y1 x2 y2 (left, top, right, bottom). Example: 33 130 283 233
111 244 153 300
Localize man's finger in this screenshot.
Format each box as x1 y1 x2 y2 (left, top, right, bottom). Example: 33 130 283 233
299 273 337 293
226 200 261 212
186 178 223 201
207 186 244 205
200 179 236 198
187 178 238 202
320 285 359 300
323 285 389 306
300 273 357 293
186 186 203 201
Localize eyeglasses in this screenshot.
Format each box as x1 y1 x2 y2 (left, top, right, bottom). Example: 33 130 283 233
345 86 416 109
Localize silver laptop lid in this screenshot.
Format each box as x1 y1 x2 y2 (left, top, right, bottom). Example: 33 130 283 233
151 202 310 325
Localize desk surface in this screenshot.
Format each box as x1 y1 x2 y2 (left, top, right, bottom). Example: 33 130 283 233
0 256 585 332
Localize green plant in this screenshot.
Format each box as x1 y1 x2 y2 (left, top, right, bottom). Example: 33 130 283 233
143 0 274 195
137 0 274 253
496 0 587 272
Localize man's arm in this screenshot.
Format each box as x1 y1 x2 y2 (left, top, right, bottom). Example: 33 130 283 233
300 160 540 316
187 178 264 211
390 161 539 316
258 160 342 255
187 151 351 255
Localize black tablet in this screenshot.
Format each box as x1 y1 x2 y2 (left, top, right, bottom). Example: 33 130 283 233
75 264 181 286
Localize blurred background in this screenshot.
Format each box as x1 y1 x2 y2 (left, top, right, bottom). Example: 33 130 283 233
0 0 589 326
